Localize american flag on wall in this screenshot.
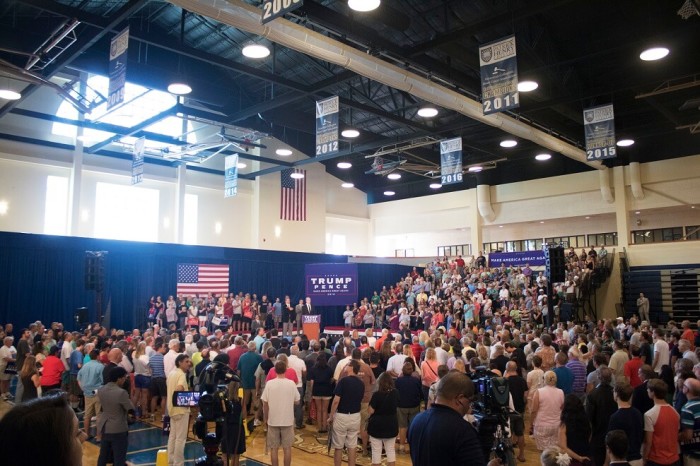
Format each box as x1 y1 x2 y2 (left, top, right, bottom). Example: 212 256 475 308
280 168 306 221
176 263 229 296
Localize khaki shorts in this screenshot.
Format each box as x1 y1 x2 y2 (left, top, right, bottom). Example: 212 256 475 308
397 406 420 429
332 412 360 449
84 396 101 426
267 425 294 449
360 402 369 431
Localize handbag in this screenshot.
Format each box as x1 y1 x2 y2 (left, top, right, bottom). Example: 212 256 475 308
3 362 16 375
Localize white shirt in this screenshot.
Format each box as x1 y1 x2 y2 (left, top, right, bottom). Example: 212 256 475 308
683 350 699 365
287 354 306 388
386 354 407 376
164 349 180 376
334 356 352 381
261 377 300 426
653 339 670 373
61 342 73 370
0 345 15 371
434 347 449 366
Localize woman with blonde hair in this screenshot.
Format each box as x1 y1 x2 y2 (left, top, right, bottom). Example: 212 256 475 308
131 341 151 417
420 347 439 404
541 446 571 466
531 370 565 450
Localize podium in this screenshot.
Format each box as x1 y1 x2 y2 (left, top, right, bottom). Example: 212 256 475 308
302 314 321 341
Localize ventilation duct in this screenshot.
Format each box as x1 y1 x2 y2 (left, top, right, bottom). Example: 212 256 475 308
629 162 645 200
599 168 614 204
476 184 496 222
168 0 603 170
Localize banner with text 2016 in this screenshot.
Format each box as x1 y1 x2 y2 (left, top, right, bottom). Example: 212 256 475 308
479 35 519 115
305 263 357 306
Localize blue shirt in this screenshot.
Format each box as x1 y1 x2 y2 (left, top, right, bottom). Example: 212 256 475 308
149 353 165 378
273 302 282 317
253 335 267 353
77 359 104 397
553 366 574 395
237 351 263 390
69 349 83 375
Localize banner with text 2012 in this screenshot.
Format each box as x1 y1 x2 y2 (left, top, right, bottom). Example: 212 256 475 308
305 263 358 306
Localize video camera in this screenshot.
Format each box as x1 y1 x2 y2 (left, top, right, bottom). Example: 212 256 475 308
469 366 510 416
192 361 241 466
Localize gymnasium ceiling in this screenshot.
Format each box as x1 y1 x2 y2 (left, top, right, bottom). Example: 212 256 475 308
0 0 698 203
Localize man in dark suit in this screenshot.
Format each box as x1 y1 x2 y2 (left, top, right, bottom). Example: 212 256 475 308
586 366 617 466
302 297 314 315
631 364 655 415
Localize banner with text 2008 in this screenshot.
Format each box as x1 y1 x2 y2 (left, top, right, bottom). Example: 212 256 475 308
305 263 357 306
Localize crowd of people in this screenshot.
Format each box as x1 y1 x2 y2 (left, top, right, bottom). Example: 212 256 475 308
0 252 696 466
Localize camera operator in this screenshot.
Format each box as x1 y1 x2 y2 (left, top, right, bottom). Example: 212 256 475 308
407 371 500 466
167 354 193 466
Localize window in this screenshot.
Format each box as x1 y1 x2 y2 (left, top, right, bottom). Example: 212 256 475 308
437 244 471 257
631 227 684 244
329 234 347 255
44 176 69 235
94 182 159 242
183 194 198 245
686 226 700 241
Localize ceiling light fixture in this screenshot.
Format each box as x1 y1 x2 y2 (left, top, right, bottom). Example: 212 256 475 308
387 173 401 180
0 200 8 215
540 221 545 224
383 190 395 196
237 162 246 169
341 182 354 188
585 216 591 219
517 81 538 92
276 148 293 156
635 211 641 214
167 82 192 95
341 129 360 138
535 153 552 161
468 166 483 173
640 47 669 61
348 0 381 12
429 183 442 189
0 89 21 100
337 161 352 169
499 225 503 228
290 172 304 179
242 43 270 59
500 139 517 148
417 106 438 118
616 139 635 147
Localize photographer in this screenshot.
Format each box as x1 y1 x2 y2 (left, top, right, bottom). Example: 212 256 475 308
407 371 500 466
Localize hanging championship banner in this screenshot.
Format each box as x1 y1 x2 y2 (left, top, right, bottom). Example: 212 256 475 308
131 136 144 185
479 35 519 115
440 137 463 186
315 96 339 157
261 0 303 24
108 27 129 110
224 154 239 198
583 104 616 161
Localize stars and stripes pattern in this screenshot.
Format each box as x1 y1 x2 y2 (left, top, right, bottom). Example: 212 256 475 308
280 168 306 221
176 263 229 296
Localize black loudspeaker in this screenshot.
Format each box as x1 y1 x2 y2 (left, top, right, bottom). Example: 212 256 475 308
85 253 105 291
74 307 88 323
560 303 573 322
546 246 566 283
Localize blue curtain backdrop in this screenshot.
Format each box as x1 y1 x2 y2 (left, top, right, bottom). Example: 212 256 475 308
0 232 414 330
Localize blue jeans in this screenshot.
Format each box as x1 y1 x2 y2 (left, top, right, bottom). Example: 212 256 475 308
97 431 128 466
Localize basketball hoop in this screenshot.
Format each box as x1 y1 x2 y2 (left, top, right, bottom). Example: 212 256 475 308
678 0 699 19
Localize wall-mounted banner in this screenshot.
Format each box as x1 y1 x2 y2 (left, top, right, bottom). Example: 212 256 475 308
108 27 129 110
488 250 546 267
224 154 239 198
479 35 519 115
261 0 303 24
315 96 339 157
583 104 616 161
131 136 145 185
305 263 358 306
440 137 463 186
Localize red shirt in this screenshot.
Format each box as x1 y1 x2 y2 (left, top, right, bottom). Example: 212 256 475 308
624 356 644 387
682 329 695 350
265 368 299 384
223 302 233 318
227 345 247 371
40 355 64 386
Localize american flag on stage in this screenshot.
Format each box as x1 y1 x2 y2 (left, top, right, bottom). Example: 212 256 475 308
280 168 306 221
176 264 229 296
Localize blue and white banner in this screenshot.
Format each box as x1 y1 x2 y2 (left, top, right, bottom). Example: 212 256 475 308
305 263 357 306
315 96 339 157
488 250 546 267
224 154 239 198
108 27 129 110
440 137 463 186
131 136 144 185
479 35 519 115
583 104 616 161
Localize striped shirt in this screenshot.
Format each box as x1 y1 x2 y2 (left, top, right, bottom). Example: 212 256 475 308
566 359 587 395
149 352 165 378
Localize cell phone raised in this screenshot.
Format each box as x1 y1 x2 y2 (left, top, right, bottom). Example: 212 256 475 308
173 390 200 407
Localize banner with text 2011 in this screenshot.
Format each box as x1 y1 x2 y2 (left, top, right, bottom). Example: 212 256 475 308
305 263 357 306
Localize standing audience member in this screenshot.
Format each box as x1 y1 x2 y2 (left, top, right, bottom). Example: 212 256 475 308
166 354 193 466
605 430 632 466
367 372 399 466
261 361 300 466
97 367 134 466
586 366 617 466
220 379 246 466
13 328 32 401
308 353 334 433
679 378 700 465
558 393 591 465
0 393 88 466
607 382 644 466
329 359 365 466
395 360 423 453
632 365 656 415
18 354 41 402
505 361 529 462
0 336 16 399
643 378 680 466
237 341 263 420
41 345 65 392
78 349 104 439
532 371 565 450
